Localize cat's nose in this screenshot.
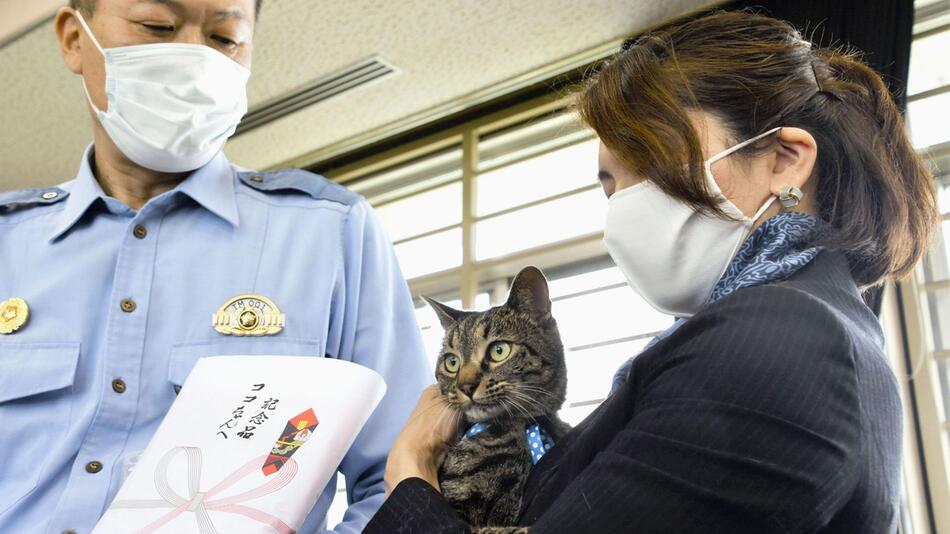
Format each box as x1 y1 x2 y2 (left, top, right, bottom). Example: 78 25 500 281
458 382 477 399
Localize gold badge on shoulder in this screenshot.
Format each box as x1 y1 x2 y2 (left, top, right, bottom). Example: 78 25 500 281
0 297 30 335
213 294 285 337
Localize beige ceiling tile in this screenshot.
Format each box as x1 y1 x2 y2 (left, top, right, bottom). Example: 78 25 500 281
0 0 712 191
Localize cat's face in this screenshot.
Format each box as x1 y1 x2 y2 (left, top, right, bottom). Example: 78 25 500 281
427 267 567 423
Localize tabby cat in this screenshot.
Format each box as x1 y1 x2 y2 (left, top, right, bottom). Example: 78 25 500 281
426 266 571 530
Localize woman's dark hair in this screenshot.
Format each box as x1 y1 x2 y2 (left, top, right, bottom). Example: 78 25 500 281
576 10 939 286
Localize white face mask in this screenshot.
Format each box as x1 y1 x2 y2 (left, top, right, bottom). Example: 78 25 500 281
603 127 782 317
76 13 250 173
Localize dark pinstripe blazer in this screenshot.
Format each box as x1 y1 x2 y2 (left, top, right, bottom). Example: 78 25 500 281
367 251 902 533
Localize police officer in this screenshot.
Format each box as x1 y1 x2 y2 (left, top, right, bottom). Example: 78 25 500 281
0 1 431 532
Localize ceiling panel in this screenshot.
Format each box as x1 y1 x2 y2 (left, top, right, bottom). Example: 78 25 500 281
0 0 712 191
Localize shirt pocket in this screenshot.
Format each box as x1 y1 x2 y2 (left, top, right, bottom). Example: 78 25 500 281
0 341 80 515
167 337 324 388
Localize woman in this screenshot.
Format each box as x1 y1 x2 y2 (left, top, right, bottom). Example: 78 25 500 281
368 10 939 533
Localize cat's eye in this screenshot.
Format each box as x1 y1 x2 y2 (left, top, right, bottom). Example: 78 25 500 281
487 341 512 362
443 354 461 374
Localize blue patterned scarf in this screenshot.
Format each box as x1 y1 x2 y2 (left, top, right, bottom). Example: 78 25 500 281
463 422 556 464
610 212 824 393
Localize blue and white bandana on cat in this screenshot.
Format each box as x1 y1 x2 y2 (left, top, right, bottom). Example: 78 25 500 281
464 422 556 464
610 212 824 393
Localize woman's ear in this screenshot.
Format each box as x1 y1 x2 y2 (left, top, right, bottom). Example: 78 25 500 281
55 7 84 75
769 127 818 196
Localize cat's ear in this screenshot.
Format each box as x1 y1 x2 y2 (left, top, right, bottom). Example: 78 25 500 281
423 296 464 329
506 266 551 321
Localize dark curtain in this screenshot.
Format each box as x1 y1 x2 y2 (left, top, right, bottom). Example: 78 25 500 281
725 0 916 314
726 0 914 108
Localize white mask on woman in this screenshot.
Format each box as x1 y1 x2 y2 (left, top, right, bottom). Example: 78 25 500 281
75 13 250 173
603 127 782 317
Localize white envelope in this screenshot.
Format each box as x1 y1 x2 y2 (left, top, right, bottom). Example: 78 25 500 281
94 355 387 534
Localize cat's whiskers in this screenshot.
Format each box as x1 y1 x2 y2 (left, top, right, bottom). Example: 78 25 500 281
498 398 516 422
505 396 540 419
506 389 554 417
513 384 561 400
466 403 508 421
511 392 560 409
500 395 536 422
509 387 562 410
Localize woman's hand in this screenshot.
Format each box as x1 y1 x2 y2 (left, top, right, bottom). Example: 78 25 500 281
384 385 460 494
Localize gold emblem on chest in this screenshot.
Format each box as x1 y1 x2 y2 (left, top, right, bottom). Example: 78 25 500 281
213 294 285 336
0 297 29 335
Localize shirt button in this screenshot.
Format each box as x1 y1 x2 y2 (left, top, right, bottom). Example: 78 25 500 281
250 175 264 182
112 378 127 394
120 298 137 313
133 225 148 239
42 191 59 200
85 461 103 474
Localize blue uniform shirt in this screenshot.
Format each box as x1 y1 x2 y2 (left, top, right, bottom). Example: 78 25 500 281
0 145 432 533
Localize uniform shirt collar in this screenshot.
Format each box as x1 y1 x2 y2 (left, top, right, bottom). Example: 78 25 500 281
175 150 240 227
49 145 239 242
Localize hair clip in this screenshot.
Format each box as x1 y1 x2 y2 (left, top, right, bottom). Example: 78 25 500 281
810 62 824 93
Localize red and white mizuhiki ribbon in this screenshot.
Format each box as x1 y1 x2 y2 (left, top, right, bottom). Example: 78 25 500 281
111 446 297 534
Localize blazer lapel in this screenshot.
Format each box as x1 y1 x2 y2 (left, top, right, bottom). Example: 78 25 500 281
519 371 643 523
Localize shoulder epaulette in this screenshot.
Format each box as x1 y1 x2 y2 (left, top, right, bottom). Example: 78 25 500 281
0 187 69 215
237 169 361 207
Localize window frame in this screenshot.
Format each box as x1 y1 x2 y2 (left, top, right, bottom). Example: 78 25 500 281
327 95 610 307
895 139 950 534
889 7 950 532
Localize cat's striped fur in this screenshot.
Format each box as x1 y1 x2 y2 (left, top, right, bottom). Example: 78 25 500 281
426 267 570 529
